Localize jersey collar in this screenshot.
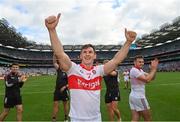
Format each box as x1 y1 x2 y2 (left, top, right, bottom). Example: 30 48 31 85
80 63 94 71
134 66 142 71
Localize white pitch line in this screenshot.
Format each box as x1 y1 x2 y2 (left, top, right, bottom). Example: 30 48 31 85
0 91 53 96
148 82 180 86
0 82 180 96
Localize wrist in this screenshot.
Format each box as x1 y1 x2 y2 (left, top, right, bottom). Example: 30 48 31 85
124 41 132 47
126 40 133 44
48 28 56 32
151 68 157 72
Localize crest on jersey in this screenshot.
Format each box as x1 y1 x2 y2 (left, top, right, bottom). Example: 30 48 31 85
80 70 84 74
92 70 96 74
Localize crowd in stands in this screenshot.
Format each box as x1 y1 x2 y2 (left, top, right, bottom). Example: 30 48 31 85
0 60 178 79
0 39 179 73
0 66 56 78
158 61 180 72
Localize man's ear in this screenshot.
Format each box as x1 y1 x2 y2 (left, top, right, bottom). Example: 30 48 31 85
94 53 97 60
79 54 83 60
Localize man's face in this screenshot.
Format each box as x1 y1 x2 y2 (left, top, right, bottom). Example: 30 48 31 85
80 47 96 66
11 65 19 73
134 58 144 69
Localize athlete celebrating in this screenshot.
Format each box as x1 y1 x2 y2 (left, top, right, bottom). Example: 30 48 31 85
45 13 136 121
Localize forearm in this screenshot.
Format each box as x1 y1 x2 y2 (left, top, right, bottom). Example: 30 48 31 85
104 41 131 74
113 41 131 65
60 84 68 92
146 69 157 82
48 29 64 57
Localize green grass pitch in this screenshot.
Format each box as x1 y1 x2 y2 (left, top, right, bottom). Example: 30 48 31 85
0 72 180 121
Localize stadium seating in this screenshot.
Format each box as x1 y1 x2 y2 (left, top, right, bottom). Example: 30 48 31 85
0 17 179 75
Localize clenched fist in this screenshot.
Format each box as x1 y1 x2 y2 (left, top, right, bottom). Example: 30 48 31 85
45 13 61 30
151 58 159 70
125 28 137 43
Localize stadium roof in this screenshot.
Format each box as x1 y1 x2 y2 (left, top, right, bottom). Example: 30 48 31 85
1 16 180 51
0 43 122 52
0 18 123 51
0 18 35 48
62 45 122 51
135 16 180 48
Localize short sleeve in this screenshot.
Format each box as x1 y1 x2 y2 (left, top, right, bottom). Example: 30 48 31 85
98 64 105 76
130 68 144 78
66 62 77 76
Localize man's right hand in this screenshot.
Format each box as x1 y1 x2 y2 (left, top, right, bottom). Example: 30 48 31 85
151 58 159 70
20 74 28 83
125 28 137 43
60 86 67 93
45 13 61 30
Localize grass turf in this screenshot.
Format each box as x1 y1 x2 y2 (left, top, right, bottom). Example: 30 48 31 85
0 72 180 121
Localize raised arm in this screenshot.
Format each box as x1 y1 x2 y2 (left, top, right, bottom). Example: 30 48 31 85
45 13 71 72
104 28 137 74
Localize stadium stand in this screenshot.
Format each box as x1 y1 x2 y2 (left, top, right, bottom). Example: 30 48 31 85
0 17 179 75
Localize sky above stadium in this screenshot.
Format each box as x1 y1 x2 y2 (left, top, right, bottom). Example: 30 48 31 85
0 0 180 45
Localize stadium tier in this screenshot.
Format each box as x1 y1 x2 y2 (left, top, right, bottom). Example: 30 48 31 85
0 17 180 73
0 39 179 71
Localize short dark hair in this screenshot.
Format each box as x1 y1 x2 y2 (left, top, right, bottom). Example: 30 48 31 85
80 44 96 53
134 55 144 61
10 63 19 67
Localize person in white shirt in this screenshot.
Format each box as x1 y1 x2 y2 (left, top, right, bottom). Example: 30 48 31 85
129 55 159 121
45 13 137 122
123 69 130 89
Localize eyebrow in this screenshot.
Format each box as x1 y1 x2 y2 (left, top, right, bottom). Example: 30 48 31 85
13 66 19 68
138 61 144 62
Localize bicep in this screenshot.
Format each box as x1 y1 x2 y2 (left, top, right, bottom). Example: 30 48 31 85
109 71 117 76
137 75 148 83
56 53 72 72
104 60 117 75
53 63 59 70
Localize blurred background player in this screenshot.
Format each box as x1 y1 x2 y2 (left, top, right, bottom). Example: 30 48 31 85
103 60 121 121
123 69 130 89
129 55 159 121
52 54 69 122
0 63 27 122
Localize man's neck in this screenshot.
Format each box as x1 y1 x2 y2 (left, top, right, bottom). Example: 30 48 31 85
134 66 142 70
80 63 94 70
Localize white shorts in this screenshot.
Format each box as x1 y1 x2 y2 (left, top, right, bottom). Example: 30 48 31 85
129 96 150 111
124 77 129 82
70 116 102 122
